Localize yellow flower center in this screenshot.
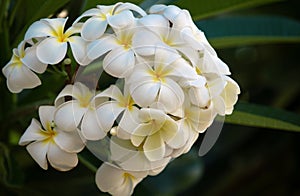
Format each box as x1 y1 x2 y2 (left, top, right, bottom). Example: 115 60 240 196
41 121 57 143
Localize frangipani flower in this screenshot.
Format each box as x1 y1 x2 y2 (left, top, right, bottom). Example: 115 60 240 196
2 41 47 93
74 2 146 41
96 162 148 196
93 85 140 140
25 18 90 65
87 24 137 78
19 106 85 171
110 136 171 172
128 47 197 114
130 108 185 161
133 13 199 65
54 82 106 141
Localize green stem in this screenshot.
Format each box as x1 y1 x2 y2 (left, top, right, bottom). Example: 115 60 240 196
78 154 97 173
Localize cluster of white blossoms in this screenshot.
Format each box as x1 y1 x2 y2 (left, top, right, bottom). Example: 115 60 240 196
2 2 240 196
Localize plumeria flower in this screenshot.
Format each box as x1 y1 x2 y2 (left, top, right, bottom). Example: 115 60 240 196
87 24 137 78
54 82 106 140
2 41 47 93
203 74 240 116
25 18 91 65
93 85 140 140
130 108 185 161
128 47 197 114
19 106 85 171
133 13 199 66
73 2 146 41
96 162 148 196
170 98 217 158
110 136 171 172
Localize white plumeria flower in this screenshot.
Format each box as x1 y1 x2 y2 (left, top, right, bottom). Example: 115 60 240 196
19 106 85 171
205 74 240 115
133 13 199 66
130 108 185 161
74 2 146 41
25 18 91 65
110 136 171 172
180 75 210 108
93 85 140 140
128 47 197 114
2 41 47 93
96 162 148 196
54 82 106 141
171 98 217 158
87 24 137 78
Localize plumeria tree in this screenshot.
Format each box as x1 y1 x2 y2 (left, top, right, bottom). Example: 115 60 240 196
1 0 300 195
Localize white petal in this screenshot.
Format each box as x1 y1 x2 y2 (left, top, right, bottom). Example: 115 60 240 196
24 20 53 40
221 76 240 114
42 18 67 35
118 108 140 139
143 132 165 161
169 58 198 80
95 163 125 192
26 141 49 170
73 8 102 24
22 46 47 73
130 80 160 108
180 27 205 50
138 14 169 38
5 64 41 93
37 37 67 64
116 2 146 16
54 129 85 153
38 106 55 130
107 10 134 29
19 119 44 145
95 85 123 101
87 35 117 60
54 84 74 106
163 5 182 22
81 108 107 140
158 79 184 113
154 46 180 68
54 101 86 132
96 102 124 133
103 47 135 78
207 76 227 98
213 97 226 116
164 121 186 149
47 144 78 171
149 4 167 14
82 17 107 41
132 30 161 56
68 36 92 65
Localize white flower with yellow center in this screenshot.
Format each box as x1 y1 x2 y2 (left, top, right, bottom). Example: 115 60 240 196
128 47 197 114
74 2 146 41
96 162 148 196
19 106 85 171
2 41 47 93
110 136 171 172
54 82 106 140
25 18 90 65
87 24 137 78
130 108 185 161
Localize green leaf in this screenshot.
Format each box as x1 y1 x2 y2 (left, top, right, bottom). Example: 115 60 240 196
196 15 300 48
0 143 24 187
13 0 72 47
225 102 300 132
175 0 282 20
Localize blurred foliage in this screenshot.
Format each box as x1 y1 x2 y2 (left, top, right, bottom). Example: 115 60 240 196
0 0 300 195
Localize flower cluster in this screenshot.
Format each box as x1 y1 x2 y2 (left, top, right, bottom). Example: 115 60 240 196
2 2 240 196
